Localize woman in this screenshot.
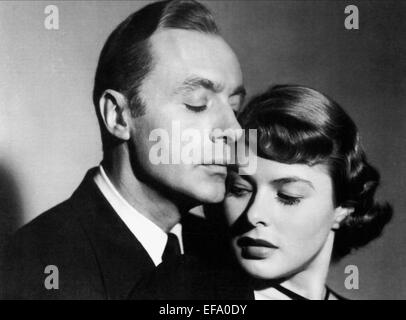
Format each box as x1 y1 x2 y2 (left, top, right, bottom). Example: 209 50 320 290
129 85 392 300
222 84 393 300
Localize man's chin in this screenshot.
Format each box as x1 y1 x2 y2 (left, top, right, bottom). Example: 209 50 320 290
190 183 226 204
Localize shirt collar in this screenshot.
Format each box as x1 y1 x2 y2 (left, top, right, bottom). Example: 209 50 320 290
93 165 183 266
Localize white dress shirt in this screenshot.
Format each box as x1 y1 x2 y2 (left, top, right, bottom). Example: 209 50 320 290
93 165 184 266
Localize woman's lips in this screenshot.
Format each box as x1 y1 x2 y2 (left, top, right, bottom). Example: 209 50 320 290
237 237 278 259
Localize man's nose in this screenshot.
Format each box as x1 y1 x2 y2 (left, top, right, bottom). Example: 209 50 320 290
210 104 243 143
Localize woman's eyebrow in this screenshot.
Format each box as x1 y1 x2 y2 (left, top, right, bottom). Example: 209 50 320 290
229 170 255 185
272 177 315 190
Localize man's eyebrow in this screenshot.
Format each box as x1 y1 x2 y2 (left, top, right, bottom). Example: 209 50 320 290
174 76 223 94
273 177 315 190
231 85 247 99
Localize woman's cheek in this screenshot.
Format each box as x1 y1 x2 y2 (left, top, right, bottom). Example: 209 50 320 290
224 197 244 225
286 203 334 252
276 201 328 243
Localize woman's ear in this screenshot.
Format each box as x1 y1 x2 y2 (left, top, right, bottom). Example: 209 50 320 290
332 206 354 230
98 89 131 141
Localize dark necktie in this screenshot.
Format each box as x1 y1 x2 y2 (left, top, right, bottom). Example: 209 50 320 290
162 233 181 262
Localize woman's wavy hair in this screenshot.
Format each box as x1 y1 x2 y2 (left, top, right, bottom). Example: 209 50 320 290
238 85 393 260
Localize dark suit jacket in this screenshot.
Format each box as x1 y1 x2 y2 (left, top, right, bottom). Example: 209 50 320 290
128 256 347 300
128 254 254 300
0 168 223 300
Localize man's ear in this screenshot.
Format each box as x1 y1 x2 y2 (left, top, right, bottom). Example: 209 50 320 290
332 206 354 230
98 89 131 141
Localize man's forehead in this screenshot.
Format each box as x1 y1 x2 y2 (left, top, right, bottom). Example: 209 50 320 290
149 30 241 93
149 29 240 72
150 28 220 49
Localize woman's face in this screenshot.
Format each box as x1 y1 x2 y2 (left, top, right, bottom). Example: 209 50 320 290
224 149 347 280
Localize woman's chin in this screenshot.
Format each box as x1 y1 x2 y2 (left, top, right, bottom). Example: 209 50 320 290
237 255 284 280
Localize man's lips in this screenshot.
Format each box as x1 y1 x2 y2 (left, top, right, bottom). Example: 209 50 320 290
199 164 227 175
200 159 230 166
201 162 228 166
237 237 278 249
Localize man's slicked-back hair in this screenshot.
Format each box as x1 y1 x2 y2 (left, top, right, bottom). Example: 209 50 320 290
93 0 220 154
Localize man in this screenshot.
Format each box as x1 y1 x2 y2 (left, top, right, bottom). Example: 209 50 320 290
1 0 245 299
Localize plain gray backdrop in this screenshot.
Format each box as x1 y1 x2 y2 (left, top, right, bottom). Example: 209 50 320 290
0 0 405 299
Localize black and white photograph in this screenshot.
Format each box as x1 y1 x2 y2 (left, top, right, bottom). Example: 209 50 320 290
0 0 405 305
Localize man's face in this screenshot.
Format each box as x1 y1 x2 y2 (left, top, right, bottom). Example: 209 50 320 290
128 29 244 205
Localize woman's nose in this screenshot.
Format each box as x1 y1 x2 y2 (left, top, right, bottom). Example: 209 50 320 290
246 192 271 227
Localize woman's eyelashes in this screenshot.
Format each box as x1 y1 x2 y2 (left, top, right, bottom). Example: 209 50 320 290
227 176 305 205
277 192 302 206
228 184 253 197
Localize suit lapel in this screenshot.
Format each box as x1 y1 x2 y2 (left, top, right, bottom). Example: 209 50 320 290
69 170 254 300
69 169 156 299
182 213 255 300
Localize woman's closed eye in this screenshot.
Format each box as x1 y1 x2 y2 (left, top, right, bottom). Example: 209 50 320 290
277 192 302 206
228 184 253 197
